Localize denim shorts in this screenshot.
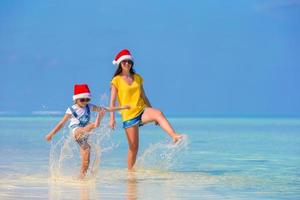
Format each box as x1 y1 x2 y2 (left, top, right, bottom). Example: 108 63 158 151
70 124 89 148
123 110 144 129
76 135 89 149
70 124 80 134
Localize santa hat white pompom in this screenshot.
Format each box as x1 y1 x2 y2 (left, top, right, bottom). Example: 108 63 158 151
112 49 134 66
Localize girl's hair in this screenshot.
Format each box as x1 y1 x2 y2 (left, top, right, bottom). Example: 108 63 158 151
113 61 135 77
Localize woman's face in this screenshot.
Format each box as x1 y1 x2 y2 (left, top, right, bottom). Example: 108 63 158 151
120 60 133 72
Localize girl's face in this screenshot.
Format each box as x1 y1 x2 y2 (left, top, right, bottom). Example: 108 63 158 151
120 60 133 72
76 98 90 107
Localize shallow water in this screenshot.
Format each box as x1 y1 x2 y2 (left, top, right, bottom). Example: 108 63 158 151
0 116 299 199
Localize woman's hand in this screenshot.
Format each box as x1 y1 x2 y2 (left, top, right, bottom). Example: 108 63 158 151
99 107 106 118
124 105 131 109
45 133 53 141
109 118 116 129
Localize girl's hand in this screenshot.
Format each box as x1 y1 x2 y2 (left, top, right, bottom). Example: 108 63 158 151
45 133 53 141
109 118 116 130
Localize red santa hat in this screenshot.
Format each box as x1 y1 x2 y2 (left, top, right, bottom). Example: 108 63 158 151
112 49 134 66
73 84 91 101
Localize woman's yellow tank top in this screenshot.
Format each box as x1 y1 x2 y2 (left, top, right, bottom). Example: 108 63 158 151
111 73 147 121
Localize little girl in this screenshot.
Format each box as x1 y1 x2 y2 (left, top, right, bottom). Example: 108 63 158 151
45 84 129 179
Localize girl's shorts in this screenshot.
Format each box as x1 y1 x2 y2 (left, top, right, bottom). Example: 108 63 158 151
76 135 89 149
70 124 89 149
123 110 144 129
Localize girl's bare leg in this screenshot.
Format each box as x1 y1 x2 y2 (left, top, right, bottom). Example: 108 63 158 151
79 144 90 179
74 113 102 139
83 112 101 133
141 108 182 142
73 129 91 179
125 125 139 170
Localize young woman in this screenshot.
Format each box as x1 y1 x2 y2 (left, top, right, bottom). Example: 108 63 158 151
109 49 182 170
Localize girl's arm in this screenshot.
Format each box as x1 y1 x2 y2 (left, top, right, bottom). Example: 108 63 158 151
45 114 71 141
141 84 152 107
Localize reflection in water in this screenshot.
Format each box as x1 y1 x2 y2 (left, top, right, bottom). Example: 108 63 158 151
79 183 91 200
47 171 138 200
48 179 96 200
126 172 137 200
0 169 256 199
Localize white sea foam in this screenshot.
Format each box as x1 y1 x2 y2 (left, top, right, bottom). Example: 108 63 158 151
136 134 189 170
32 111 64 115
49 119 118 181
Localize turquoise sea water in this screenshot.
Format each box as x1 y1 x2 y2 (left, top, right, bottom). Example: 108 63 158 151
0 116 299 199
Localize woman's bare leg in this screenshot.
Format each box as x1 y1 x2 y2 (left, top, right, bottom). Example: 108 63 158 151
79 144 90 179
141 108 182 142
125 125 139 170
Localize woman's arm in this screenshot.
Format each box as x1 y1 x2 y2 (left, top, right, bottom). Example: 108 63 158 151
141 85 152 107
104 105 130 112
93 105 130 112
45 114 71 141
109 84 118 129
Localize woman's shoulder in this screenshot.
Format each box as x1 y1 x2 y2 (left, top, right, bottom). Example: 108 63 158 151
134 73 143 79
111 75 121 81
134 73 143 83
111 75 121 88
111 75 121 84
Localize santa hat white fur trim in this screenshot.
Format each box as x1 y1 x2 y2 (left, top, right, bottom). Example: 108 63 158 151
112 55 133 66
73 93 91 101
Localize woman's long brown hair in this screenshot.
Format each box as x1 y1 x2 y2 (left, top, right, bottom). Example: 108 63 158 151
113 62 135 77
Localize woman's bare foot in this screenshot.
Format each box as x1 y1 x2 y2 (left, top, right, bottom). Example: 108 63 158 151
127 168 136 172
78 172 86 180
172 134 183 143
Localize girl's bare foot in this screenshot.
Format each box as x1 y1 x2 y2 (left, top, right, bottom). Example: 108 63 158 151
172 134 183 143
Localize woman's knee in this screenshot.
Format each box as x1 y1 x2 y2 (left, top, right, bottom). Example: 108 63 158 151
128 143 139 153
147 107 163 116
151 108 163 118
128 138 139 153
125 126 139 153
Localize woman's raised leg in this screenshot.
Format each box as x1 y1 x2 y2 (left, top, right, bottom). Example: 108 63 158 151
141 108 182 142
125 125 139 170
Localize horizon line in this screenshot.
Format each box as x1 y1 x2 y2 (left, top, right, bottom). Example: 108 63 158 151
0 111 300 119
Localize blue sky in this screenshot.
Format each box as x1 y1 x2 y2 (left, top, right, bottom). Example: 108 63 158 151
0 0 299 117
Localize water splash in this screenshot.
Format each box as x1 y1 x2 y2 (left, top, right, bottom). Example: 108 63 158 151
49 119 118 181
136 134 189 171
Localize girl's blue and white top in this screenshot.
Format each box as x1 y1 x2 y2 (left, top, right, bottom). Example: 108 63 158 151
66 103 94 128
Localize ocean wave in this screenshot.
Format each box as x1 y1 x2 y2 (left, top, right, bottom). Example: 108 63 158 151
32 111 63 115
